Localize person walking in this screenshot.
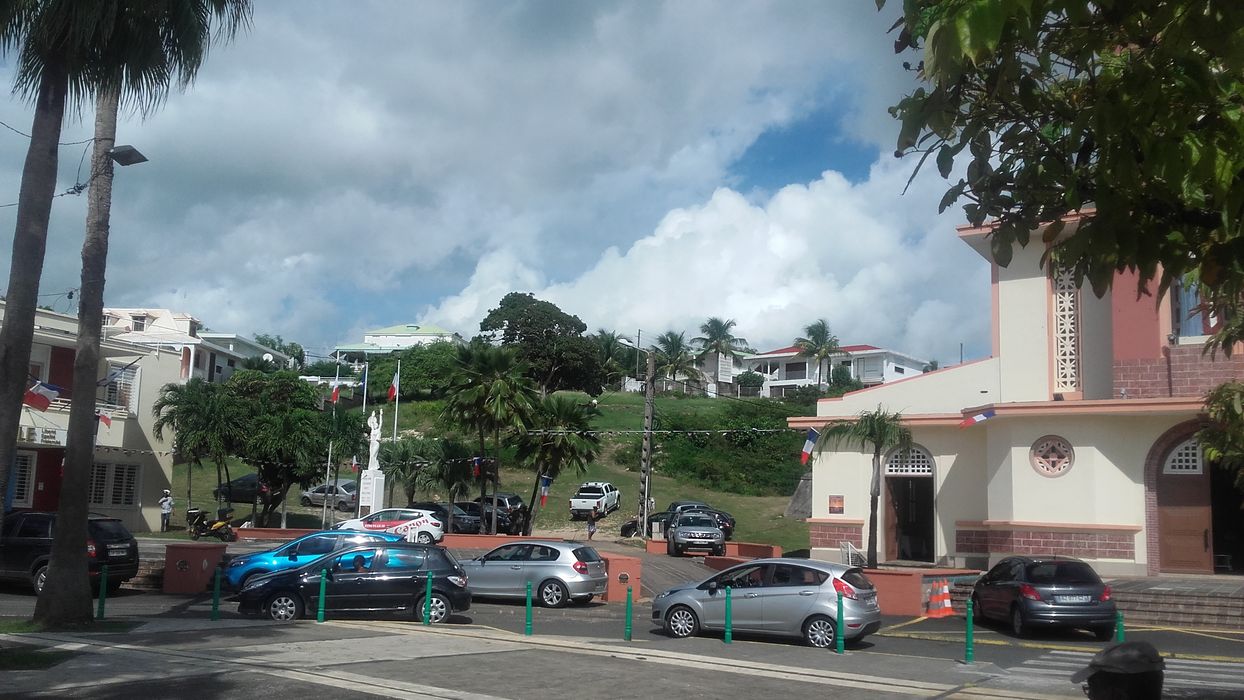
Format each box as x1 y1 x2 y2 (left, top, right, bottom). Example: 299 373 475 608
159 490 174 532
586 506 599 541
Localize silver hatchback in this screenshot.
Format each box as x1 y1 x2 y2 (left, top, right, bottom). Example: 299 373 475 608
459 540 608 608
651 558 882 648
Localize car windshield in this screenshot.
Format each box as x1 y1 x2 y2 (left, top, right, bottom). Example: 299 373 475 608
1026 561 1101 585
679 515 716 528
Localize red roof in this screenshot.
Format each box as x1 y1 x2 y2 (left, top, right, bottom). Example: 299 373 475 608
757 344 880 356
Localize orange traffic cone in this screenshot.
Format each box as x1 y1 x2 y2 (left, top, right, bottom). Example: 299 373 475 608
926 579 954 618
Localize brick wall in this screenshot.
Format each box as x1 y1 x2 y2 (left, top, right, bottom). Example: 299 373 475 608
810 521 862 548
956 528 1135 559
1114 345 1244 399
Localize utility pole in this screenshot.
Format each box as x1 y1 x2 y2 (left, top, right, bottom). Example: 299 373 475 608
639 352 655 537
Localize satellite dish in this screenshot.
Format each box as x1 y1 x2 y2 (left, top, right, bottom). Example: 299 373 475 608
262 353 274 362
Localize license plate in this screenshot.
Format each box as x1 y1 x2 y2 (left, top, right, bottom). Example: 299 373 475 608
1056 595 1091 603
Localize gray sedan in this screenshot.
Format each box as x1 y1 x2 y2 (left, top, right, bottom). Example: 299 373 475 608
651 557 882 648
459 541 608 608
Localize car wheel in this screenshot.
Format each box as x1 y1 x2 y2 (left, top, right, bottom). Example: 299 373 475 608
712 546 725 557
416 592 450 623
300 496 312 507
1092 625 1114 642
416 531 434 545
266 592 304 622
32 564 48 595
803 614 837 649
539 579 570 608
664 605 699 639
672 545 683 557
336 501 351 512
190 530 201 541
1010 605 1027 638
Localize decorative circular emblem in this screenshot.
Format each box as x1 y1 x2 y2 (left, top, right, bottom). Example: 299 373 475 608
1029 435 1074 477
175 559 190 572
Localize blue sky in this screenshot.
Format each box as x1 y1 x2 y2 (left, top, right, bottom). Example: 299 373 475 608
0 1 990 365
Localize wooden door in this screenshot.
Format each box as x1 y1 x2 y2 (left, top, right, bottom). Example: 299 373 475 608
884 479 899 562
1158 467 1212 573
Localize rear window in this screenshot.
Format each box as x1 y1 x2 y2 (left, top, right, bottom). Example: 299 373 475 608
573 547 602 563
841 569 875 590
17 516 52 539
428 549 459 569
575 488 603 497
88 519 132 540
1026 561 1101 585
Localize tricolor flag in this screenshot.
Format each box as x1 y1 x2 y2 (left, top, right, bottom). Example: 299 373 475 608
330 385 340 404
22 381 62 411
539 475 552 507
388 371 398 401
958 409 996 428
800 428 819 465
96 411 112 428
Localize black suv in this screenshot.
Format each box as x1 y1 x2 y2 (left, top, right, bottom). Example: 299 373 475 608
455 501 520 535
0 511 139 595
233 542 471 623
213 473 267 504
474 492 525 515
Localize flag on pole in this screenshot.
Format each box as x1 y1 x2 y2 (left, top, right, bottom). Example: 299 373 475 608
539 475 552 507
96 411 112 428
22 381 62 412
331 385 340 404
800 428 819 465
388 370 398 401
958 409 996 428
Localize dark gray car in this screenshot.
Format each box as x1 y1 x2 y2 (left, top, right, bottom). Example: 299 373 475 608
651 557 881 648
971 556 1117 639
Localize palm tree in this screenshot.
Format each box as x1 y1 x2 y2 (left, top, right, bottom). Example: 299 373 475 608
794 319 842 389
381 437 427 510
922 359 940 373
413 438 476 531
694 317 749 390
814 406 912 568
246 408 323 527
7 0 252 629
441 342 538 532
152 379 247 508
516 396 601 534
592 329 626 389
653 331 703 393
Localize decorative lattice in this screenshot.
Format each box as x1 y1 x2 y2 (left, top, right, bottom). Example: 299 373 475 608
1030 435 1075 476
1053 268 1081 393
885 446 935 476
1164 438 1203 474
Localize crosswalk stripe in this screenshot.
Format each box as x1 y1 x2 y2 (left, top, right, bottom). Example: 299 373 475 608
1008 652 1244 693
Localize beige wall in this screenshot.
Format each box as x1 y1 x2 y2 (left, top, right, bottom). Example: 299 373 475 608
996 244 1051 402
817 358 1001 418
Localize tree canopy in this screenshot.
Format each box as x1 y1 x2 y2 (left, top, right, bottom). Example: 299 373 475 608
479 292 605 396
886 0 1244 352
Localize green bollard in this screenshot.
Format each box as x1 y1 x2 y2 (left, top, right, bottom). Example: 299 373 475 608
211 566 222 621
424 573 434 626
96 564 109 620
316 569 327 623
723 586 733 644
835 590 845 655
524 581 533 636
1114 610 1125 642
624 586 633 641
965 597 975 663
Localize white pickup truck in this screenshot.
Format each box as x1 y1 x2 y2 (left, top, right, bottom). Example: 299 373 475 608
569 482 621 519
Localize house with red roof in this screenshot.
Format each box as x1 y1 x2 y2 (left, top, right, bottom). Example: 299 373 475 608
738 344 929 398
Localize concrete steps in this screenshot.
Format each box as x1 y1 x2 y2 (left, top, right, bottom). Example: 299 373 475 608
122 559 164 591
948 582 1244 630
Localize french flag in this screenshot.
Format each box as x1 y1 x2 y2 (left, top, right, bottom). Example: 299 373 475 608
330 385 340 404
388 371 398 401
22 381 62 411
539 475 552 507
958 409 996 428
800 428 819 465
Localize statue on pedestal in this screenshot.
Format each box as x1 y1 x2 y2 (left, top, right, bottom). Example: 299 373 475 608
367 410 381 471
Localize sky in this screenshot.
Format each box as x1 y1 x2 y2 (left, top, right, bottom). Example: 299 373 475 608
0 1 990 366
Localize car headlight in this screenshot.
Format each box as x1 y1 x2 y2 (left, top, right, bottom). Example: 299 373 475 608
228 558 246 568
656 590 673 599
240 577 265 593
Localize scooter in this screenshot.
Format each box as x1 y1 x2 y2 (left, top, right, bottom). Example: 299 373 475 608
187 507 237 542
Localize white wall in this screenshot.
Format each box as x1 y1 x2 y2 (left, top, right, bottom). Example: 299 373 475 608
818 357 1001 418
996 244 1052 402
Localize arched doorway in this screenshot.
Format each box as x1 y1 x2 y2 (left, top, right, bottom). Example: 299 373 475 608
883 446 936 562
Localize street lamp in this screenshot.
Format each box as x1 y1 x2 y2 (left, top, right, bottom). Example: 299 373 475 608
619 337 657 536
108 145 148 166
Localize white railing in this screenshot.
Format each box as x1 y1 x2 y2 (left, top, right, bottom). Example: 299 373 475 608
48 398 130 417
841 541 866 567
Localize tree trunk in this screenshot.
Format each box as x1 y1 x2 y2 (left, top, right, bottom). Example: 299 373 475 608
0 65 68 513
33 88 115 628
867 446 882 569
491 428 501 535
477 427 488 532
525 465 545 536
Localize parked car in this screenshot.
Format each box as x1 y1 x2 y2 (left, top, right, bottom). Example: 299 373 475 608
652 558 881 648
455 501 520 535
971 556 1117 640
474 492 525 516
620 510 669 538
233 542 470 623
682 507 736 540
409 502 481 534
0 511 138 595
459 540 607 607
300 482 358 512
213 473 268 504
223 530 404 590
569 482 620 519
333 508 444 544
666 512 725 557
662 500 710 532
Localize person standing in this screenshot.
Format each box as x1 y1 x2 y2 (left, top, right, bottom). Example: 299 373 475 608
159 489 174 532
586 506 599 541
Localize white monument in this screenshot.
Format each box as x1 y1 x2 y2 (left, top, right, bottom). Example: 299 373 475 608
359 410 385 514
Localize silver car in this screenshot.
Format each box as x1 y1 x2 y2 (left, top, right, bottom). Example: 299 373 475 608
666 512 725 557
300 482 358 512
459 540 608 608
651 557 882 648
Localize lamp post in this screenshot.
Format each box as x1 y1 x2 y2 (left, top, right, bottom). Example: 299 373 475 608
620 338 656 535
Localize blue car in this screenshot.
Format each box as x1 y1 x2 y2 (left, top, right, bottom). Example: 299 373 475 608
224 530 404 590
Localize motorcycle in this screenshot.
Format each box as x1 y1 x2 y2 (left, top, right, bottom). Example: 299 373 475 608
187 507 237 542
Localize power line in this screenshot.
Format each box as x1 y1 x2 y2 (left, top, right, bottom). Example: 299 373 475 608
0 118 95 145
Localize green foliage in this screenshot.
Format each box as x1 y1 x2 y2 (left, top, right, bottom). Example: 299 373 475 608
653 331 704 389
1202 381 1244 490
693 317 750 360
794 319 841 385
479 292 605 395
736 370 765 388
252 333 305 368
885 0 1244 350
302 359 343 377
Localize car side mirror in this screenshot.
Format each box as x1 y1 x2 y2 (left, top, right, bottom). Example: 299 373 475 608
288 552 297 561
708 581 718 595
